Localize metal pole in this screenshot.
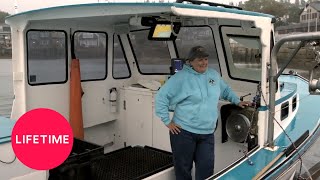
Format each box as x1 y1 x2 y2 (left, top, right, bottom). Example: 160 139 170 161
308 11 310 32
268 32 320 147
275 41 304 80
316 17 318 32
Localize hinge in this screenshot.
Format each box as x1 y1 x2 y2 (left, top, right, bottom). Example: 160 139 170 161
123 100 126 110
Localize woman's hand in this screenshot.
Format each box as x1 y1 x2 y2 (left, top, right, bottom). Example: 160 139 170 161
166 122 181 134
238 101 252 108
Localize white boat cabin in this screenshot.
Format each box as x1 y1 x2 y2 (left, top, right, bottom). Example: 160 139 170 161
3 2 320 180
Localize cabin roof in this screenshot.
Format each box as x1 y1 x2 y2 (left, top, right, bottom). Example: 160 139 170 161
173 3 274 18
5 2 274 23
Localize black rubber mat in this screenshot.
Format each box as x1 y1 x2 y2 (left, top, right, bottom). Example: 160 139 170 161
91 146 173 180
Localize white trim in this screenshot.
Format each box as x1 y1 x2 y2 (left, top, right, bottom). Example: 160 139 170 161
6 5 171 27
171 6 272 23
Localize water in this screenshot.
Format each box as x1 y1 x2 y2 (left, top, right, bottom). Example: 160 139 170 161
0 58 319 178
0 59 13 118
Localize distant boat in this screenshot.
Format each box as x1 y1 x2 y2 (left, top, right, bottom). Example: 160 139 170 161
1 0 320 179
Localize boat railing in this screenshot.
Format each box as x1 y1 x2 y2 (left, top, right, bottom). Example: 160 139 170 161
268 32 320 147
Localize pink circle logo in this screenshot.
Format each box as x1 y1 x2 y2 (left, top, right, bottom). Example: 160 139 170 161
11 108 74 170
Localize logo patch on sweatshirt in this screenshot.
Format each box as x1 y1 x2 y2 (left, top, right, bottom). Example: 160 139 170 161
208 79 215 85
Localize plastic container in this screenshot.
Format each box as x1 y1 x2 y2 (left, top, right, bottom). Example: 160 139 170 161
68 138 104 162
49 138 103 180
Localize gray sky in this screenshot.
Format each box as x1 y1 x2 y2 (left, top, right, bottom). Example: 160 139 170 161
0 0 246 14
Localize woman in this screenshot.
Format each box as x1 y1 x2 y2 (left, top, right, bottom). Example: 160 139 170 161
155 46 250 180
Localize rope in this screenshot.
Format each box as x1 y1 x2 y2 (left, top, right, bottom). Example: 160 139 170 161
0 156 16 164
240 82 260 165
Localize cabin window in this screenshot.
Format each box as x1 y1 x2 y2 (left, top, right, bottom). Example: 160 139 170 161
113 35 131 79
292 95 297 111
27 30 67 85
73 31 107 81
281 101 289 120
175 26 220 73
129 30 171 74
220 26 262 82
226 35 261 81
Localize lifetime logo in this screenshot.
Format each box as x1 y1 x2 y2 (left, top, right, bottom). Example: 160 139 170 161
11 108 74 170
15 134 70 144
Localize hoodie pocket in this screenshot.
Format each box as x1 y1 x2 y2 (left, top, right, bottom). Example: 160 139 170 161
175 102 200 121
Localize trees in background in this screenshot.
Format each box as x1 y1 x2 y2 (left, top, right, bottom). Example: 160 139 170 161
287 4 302 23
0 10 10 24
240 0 302 27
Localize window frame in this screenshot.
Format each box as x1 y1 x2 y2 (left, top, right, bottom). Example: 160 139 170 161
112 34 131 79
281 101 290 120
128 29 171 75
26 29 68 86
292 95 297 112
72 30 108 82
219 25 262 83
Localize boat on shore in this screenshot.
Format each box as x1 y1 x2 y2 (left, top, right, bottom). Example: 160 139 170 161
1 1 320 179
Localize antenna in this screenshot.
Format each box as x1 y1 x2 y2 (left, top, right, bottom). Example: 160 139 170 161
14 0 19 14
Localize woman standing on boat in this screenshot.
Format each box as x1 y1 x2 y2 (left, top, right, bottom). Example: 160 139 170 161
155 46 250 180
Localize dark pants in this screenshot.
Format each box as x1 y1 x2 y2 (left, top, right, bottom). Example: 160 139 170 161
170 129 215 180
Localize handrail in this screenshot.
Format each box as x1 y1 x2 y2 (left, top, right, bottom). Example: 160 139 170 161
267 32 320 147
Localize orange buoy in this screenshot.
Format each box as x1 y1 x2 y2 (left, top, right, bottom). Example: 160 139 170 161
69 59 84 140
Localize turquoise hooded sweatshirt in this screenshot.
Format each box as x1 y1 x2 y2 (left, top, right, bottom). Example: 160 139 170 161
155 65 241 134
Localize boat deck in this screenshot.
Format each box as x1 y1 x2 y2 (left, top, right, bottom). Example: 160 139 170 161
91 146 173 180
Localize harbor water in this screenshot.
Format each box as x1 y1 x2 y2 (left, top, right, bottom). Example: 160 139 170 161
0 59 13 118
